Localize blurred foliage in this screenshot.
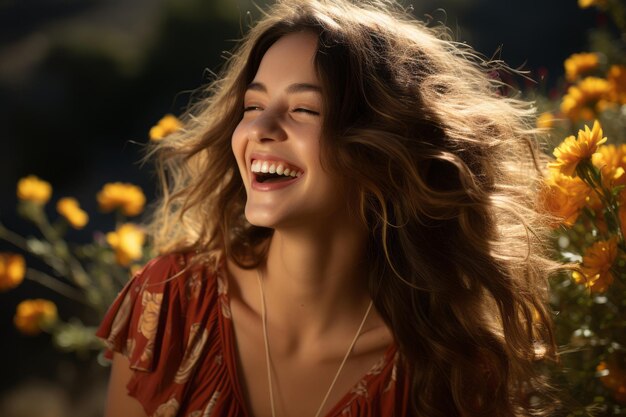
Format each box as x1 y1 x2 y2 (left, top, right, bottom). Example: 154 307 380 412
0 173 155 357
532 0 626 415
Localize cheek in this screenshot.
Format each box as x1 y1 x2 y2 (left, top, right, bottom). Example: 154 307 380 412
231 123 247 167
230 132 250 188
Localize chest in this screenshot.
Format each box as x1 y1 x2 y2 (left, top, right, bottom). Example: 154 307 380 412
240 341 389 416
230 312 394 417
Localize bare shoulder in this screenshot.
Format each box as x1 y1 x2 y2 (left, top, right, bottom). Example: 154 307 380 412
103 353 147 417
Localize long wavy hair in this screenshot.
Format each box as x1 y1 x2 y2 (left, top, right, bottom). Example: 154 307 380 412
148 1 560 415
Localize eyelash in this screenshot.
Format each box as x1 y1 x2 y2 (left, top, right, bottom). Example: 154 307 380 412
242 106 319 116
293 108 320 115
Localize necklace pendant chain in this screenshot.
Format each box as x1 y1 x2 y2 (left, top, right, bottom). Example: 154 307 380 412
256 269 374 417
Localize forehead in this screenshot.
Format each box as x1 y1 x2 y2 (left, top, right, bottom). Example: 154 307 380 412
252 31 320 86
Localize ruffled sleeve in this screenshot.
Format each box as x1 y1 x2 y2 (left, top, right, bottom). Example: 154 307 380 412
96 252 223 416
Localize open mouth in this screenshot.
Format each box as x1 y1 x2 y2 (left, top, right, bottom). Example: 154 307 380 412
251 159 303 184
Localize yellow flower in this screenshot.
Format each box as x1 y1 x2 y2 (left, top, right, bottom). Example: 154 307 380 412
540 169 591 226
149 114 182 141
608 65 626 105
56 197 89 229
106 223 145 266
564 52 599 82
0 253 25 291
573 238 618 292
97 182 146 216
14 299 58 336
17 175 52 205
536 112 555 129
592 144 626 189
561 77 612 121
548 120 607 177
578 0 607 8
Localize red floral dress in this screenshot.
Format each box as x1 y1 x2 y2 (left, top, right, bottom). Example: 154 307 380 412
96 253 410 417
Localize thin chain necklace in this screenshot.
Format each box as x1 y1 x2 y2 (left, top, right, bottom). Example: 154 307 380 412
256 269 373 417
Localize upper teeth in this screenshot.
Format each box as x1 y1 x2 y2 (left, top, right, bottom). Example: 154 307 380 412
251 160 302 177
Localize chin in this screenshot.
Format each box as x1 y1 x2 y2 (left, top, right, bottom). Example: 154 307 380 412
244 207 279 229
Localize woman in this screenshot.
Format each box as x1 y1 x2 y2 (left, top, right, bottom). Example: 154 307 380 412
97 1 559 416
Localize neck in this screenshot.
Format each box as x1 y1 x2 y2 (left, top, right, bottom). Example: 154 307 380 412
262 220 371 338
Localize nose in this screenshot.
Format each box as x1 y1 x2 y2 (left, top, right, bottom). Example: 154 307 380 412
247 110 288 143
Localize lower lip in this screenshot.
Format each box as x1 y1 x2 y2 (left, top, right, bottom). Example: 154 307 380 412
251 175 303 191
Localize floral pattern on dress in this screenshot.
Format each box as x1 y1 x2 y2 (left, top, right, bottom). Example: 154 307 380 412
138 290 163 339
366 353 387 377
187 391 219 417
153 397 179 417
202 391 220 417
341 405 354 416
216 273 231 319
214 353 223 366
351 379 369 398
340 348 397 412
175 323 209 384
137 290 162 365
124 337 136 358
384 352 399 393
105 289 133 349
186 272 202 300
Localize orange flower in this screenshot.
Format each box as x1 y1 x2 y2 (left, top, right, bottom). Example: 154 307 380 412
579 0 607 9
540 169 591 226
0 253 25 291
608 64 626 105
56 197 89 229
149 114 182 141
17 175 52 205
573 238 618 292
548 120 607 177
564 53 599 82
561 77 612 121
597 361 626 404
14 299 58 336
97 182 146 217
106 223 146 266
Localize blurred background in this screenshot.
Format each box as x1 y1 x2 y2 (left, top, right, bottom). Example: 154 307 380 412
0 0 603 415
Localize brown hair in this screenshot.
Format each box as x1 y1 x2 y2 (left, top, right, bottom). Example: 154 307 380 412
148 1 559 415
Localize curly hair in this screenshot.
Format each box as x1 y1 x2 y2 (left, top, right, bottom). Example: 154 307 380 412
147 1 560 415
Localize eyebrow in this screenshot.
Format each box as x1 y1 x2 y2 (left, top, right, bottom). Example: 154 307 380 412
246 81 322 94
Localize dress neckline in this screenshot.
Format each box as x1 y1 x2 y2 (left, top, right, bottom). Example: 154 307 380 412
215 263 398 417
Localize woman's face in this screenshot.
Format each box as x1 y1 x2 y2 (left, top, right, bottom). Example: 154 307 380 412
231 31 349 230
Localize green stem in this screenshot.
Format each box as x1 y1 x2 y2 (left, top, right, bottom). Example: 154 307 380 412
577 162 625 243
32 214 92 291
0 223 68 276
115 210 126 229
0 223 30 252
25 268 94 309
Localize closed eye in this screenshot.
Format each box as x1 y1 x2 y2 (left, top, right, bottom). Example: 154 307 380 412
293 108 320 116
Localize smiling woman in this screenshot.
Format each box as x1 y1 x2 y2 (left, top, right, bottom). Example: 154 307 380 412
232 32 350 230
96 1 561 416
